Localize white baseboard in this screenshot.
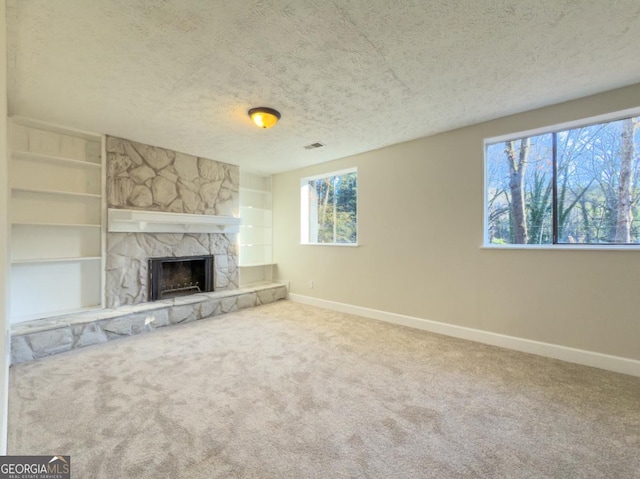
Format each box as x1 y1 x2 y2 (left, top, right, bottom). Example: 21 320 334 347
288 294 640 378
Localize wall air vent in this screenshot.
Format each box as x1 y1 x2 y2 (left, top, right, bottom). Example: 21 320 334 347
304 142 325 150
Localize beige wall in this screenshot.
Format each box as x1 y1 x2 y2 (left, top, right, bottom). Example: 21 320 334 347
272 83 640 361
0 0 9 453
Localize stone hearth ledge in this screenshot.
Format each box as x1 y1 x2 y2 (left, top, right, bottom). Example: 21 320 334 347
11 283 287 364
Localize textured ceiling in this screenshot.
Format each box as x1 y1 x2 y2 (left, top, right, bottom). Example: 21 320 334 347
6 1 640 174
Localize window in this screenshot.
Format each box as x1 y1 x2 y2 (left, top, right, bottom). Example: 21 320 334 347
485 113 640 246
301 168 357 245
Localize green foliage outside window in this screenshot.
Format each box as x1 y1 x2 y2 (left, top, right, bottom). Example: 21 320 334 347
305 170 357 244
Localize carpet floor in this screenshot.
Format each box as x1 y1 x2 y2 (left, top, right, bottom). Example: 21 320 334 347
8 300 640 478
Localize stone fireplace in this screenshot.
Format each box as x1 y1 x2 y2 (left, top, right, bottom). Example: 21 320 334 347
149 255 214 300
105 136 240 308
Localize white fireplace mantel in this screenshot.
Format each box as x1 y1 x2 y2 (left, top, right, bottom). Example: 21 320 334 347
108 208 242 234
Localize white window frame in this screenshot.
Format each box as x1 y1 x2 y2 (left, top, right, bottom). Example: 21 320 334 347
483 106 640 250
301 167 358 246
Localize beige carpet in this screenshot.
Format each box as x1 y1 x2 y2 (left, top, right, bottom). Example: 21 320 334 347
8 300 640 478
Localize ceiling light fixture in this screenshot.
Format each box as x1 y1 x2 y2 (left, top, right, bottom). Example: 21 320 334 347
248 107 281 129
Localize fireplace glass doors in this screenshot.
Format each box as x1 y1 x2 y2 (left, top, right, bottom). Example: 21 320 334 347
148 255 213 301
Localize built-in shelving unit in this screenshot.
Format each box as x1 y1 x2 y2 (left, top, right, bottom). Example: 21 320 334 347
9 118 105 323
239 171 274 286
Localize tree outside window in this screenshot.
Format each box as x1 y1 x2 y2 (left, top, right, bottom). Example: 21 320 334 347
486 115 640 245
301 168 357 244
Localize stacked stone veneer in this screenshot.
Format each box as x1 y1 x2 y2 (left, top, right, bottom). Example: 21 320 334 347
107 232 238 308
11 284 288 364
105 136 240 308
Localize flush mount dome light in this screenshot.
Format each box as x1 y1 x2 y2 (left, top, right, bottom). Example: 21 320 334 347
248 107 281 129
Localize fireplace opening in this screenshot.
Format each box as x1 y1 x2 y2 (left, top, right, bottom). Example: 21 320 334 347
149 255 214 301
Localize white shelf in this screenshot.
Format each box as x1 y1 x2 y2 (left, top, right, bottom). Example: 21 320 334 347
12 186 102 199
11 116 102 141
12 150 101 168
12 222 102 228
240 187 270 194
12 256 102 265
239 263 277 267
240 206 270 211
108 208 242 234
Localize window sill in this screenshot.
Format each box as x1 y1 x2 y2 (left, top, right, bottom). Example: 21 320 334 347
301 243 359 247
481 244 640 251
